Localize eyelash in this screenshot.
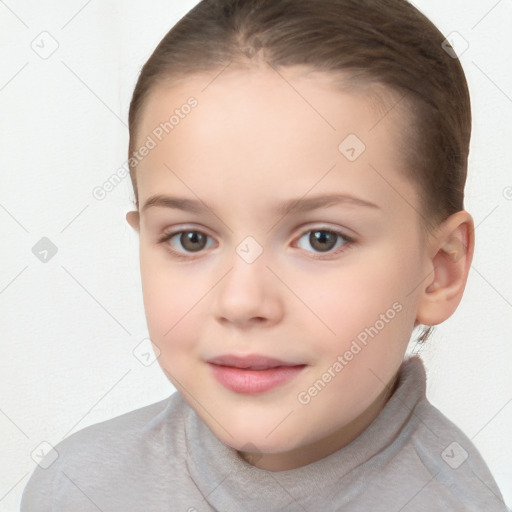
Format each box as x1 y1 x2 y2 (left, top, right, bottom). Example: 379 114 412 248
157 226 354 261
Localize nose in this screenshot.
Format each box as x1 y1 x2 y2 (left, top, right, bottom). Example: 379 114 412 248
212 249 284 329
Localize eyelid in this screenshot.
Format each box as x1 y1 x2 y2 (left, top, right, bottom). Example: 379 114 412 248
157 222 354 241
293 221 356 239
158 223 215 239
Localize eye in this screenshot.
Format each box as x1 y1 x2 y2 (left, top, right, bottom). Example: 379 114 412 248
158 229 216 257
295 228 352 258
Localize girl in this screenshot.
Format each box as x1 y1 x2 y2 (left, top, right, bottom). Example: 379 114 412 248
22 0 508 510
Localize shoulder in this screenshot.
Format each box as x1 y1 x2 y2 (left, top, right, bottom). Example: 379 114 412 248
20 392 186 511
397 394 507 511
52 393 176 461
357 357 508 511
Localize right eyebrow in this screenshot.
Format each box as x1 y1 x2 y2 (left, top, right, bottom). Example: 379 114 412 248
141 195 211 214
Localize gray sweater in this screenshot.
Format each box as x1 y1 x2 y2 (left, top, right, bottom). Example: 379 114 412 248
21 357 507 511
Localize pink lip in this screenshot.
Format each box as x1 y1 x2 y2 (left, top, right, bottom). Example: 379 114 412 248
207 354 306 394
207 354 301 369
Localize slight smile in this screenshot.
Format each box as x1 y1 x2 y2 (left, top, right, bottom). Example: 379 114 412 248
207 354 308 394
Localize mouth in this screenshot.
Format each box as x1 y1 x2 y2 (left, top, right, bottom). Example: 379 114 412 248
207 354 303 370
207 354 307 394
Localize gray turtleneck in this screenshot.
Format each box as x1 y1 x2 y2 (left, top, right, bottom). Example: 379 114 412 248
20 357 507 511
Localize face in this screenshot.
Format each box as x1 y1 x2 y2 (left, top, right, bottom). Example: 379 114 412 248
129 67 431 470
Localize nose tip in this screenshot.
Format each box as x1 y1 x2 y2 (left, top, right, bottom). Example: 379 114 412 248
212 248 283 328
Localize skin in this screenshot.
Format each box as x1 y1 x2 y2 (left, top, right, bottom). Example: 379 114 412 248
126 65 474 471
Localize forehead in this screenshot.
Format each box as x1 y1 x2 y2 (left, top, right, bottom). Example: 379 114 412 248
138 67 397 142
134 67 416 219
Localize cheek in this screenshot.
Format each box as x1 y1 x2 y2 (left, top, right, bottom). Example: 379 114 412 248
139 249 200 344
291 257 418 422
139 262 209 387
292 248 420 355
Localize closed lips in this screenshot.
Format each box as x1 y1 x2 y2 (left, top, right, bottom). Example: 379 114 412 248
207 354 306 370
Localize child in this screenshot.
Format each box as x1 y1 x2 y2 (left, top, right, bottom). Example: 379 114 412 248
21 0 508 510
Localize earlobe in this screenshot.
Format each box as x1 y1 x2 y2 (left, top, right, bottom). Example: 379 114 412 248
126 210 140 232
416 210 474 326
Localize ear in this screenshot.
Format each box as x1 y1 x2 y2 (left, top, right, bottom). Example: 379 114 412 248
126 210 140 233
416 210 474 326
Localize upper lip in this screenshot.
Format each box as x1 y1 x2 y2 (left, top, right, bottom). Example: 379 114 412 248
207 354 304 370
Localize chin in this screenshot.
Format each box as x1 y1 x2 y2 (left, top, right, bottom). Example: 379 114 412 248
213 419 304 454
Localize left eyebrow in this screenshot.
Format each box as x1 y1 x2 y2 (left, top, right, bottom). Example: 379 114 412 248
272 193 380 216
141 193 380 216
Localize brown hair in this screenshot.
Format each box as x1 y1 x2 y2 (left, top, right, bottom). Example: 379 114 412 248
128 0 471 226
127 0 472 342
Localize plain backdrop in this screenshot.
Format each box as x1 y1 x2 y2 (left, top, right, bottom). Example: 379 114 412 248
1 1 511 510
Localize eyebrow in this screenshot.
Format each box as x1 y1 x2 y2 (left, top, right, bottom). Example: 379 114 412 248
141 193 380 216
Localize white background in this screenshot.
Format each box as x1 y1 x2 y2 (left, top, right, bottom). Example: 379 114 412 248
1 1 511 510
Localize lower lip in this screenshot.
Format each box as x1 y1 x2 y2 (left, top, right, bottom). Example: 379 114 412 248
208 363 306 394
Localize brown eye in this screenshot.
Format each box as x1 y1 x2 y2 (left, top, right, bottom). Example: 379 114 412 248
179 231 208 252
309 230 338 252
296 228 350 256
158 229 215 257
